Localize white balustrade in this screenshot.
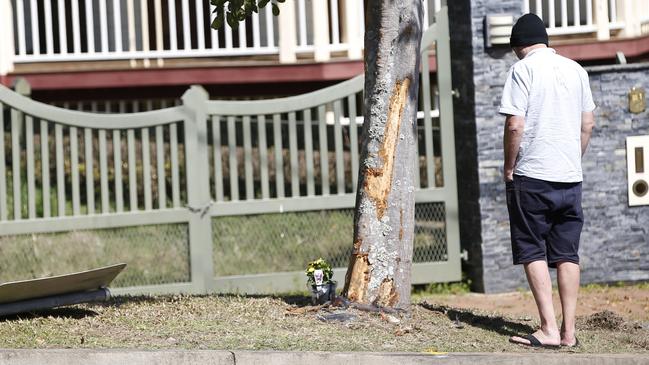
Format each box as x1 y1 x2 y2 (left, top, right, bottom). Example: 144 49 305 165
279 0 297 63
620 0 649 37
5 0 646 67
312 0 331 62
10 0 282 63
523 0 647 39
0 0 14 76
595 0 610 41
6 0 438 65
642 0 649 35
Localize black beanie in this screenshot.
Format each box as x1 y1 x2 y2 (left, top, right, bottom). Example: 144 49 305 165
510 13 548 47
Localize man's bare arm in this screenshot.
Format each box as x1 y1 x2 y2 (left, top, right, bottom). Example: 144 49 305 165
503 115 525 182
581 111 595 157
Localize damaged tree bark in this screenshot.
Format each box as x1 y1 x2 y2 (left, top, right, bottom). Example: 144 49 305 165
342 0 423 309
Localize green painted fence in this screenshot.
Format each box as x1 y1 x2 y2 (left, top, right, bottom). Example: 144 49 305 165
0 7 459 295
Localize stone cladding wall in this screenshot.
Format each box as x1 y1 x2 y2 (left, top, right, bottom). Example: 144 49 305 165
449 0 649 292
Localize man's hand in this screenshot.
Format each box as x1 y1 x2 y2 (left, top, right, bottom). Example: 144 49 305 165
503 115 525 182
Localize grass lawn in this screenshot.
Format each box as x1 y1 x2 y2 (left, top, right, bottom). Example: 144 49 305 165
1 284 647 353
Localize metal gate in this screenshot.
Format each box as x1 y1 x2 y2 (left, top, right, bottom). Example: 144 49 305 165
0 7 459 295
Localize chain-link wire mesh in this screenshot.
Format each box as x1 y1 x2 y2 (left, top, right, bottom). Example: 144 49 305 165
212 209 355 276
0 224 190 287
413 202 448 262
212 203 448 277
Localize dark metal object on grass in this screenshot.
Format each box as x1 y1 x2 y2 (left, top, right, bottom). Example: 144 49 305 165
0 288 110 317
0 263 125 317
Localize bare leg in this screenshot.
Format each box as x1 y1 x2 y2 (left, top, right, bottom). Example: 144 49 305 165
510 260 561 346
557 261 580 346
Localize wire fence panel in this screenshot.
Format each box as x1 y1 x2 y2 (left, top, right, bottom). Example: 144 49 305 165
212 203 448 278
413 202 447 263
219 7 453 288
0 82 198 294
212 209 354 277
0 223 190 287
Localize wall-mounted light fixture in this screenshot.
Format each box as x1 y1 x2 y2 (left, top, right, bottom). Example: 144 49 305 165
629 87 646 114
485 14 514 48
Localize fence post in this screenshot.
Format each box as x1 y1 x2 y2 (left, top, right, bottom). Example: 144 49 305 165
0 0 15 78
13 78 30 143
182 85 214 294
594 0 611 40
13 78 31 96
312 0 331 62
619 0 641 38
278 0 297 63
341 0 362 60
435 7 462 281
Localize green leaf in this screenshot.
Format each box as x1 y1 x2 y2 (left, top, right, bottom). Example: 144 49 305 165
211 4 226 29
211 3 224 15
211 16 224 29
211 0 278 29
231 0 244 10
226 11 239 29
243 0 253 13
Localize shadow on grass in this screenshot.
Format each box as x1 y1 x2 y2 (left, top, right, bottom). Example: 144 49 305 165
96 292 315 308
0 307 98 322
419 302 535 337
277 294 313 307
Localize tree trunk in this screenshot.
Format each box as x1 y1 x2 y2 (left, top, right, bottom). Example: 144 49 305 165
342 0 423 309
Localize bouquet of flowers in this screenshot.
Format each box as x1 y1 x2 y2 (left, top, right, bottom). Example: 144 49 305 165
305 258 333 287
305 258 336 304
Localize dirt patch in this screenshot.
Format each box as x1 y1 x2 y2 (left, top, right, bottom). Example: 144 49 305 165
580 310 625 330
423 286 649 322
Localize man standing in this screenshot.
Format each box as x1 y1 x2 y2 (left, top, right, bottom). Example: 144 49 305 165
500 13 595 348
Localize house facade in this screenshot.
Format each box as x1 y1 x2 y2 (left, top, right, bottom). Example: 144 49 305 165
448 0 649 292
0 0 648 292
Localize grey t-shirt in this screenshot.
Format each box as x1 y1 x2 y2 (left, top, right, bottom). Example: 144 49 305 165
499 48 596 183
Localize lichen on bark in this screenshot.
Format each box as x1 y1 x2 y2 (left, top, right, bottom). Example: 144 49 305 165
343 0 423 310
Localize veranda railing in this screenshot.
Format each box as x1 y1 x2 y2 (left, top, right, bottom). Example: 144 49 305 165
524 0 649 39
5 0 442 64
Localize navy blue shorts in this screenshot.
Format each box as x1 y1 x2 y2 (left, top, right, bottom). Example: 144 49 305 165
506 175 583 268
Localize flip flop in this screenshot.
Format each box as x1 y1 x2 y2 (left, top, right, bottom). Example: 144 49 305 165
561 337 580 348
510 334 561 349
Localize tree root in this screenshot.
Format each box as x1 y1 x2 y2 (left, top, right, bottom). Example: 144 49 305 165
332 295 405 314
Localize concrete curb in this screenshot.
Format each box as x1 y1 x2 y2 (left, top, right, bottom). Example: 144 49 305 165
0 349 648 365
